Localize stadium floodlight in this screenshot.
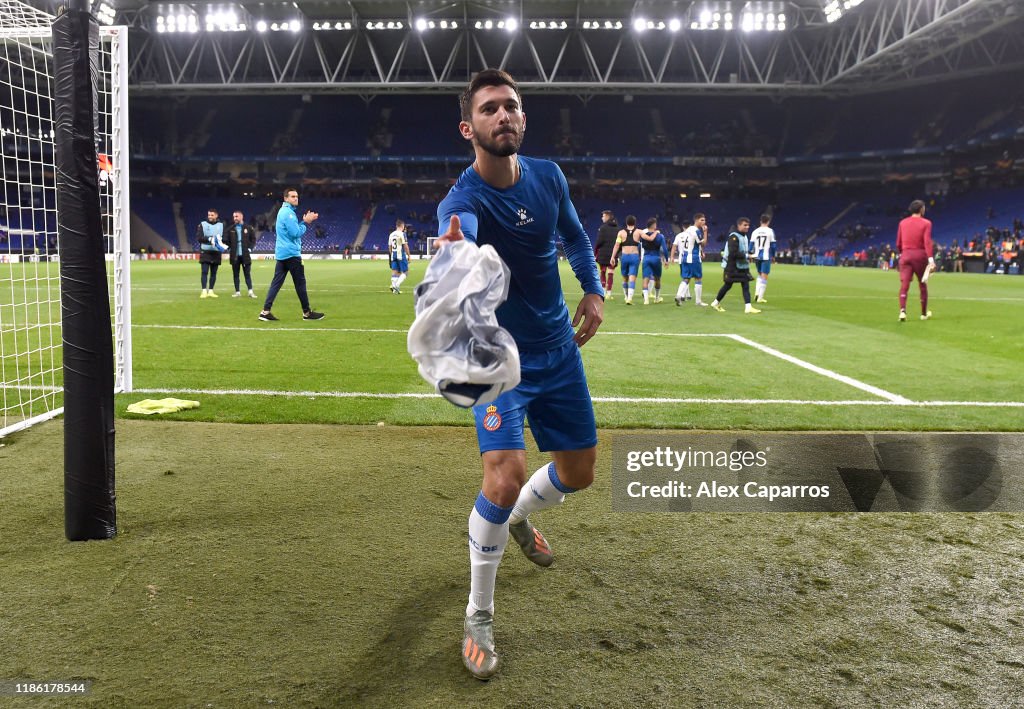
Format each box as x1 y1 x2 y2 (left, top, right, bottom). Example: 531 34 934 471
415 17 427 31
668 18 681 31
505 18 518 32
289 19 300 31
270 22 280 31
692 3 734 30
256 19 267 32
633 17 647 32
484 20 493 29
824 0 860 22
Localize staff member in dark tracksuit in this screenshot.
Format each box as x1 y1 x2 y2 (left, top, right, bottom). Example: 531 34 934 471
226 210 258 298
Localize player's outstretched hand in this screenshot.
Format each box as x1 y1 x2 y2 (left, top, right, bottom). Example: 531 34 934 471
434 215 465 249
303 211 319 224
572 293 604 348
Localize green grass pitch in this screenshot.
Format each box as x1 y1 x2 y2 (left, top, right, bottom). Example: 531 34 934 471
1 259 1022 707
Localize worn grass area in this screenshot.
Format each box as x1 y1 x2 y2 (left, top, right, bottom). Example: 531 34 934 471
2 420 1023 708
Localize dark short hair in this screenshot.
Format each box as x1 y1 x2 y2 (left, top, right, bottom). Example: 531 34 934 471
460 69 521 122
760 214 771 224
693 212 706 221
625 215 637 227
602 210 614 218
283 187 299 200
737 217 751 226
646 218 658 228
207 208 218 215
908 200 925 215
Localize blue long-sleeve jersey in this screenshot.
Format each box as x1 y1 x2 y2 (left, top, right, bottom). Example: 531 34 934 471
437 156 603 352
275 202 306 259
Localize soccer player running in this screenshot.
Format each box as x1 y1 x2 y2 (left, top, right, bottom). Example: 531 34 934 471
258 188 324 322
593 210 619 299
896 199 935 322
388 219 411 293
670 213 708 307
434 69 604 681
710 217 761 314
750 214 776 304
639 217 669 304
609 215 642 304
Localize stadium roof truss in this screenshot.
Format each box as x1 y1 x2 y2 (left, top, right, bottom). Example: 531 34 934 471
58 0 1024 95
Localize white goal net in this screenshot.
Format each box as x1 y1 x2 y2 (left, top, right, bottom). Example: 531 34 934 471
0 1 131 437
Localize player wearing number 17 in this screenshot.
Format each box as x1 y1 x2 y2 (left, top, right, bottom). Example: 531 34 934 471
434 69 604 681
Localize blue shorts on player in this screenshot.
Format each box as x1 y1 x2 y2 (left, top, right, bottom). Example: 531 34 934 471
756 259 771 275
680 262 703 280
642 256 663 280
619 253 640 279
473 340 597 453
390 258 409 273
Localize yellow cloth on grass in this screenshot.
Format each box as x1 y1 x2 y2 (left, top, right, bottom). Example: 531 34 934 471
126 398 201 415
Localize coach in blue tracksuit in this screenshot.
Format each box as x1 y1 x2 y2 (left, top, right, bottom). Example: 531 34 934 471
258 188 324 322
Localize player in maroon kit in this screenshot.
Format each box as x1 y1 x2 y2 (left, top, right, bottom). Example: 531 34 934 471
896 200 935 322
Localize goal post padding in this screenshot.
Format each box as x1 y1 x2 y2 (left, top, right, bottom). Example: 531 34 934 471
52 1 116 541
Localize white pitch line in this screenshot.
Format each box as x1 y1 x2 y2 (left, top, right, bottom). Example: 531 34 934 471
134 325 741 336
128 388 1024 407
134 387 437 399
134 387 886 405
778 295 1024 303
600 331 730 337
726 334 913 404
136 324 408 333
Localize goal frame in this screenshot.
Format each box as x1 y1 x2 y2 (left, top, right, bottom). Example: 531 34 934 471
0 20 131 438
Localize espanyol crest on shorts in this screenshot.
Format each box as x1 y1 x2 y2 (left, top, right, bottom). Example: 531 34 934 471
482 405 502 431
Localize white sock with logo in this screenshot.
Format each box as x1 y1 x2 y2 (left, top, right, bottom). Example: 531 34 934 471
508 463 573 525
467 492 511 616
695 283 703 303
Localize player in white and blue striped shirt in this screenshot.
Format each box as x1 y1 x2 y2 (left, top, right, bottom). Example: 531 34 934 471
749 214 776 304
